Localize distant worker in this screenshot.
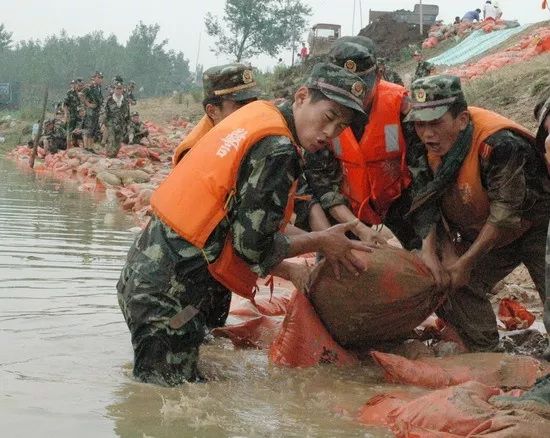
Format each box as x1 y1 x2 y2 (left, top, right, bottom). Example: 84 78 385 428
63 78 85 148
300 42 309 63
412 51 436 83
127 111 149 145
82 71 104 149
493 1 503 19
70 106 87 148
40 119 66 154
462 8 482 22
172 63 260 166
126 81 137 105
483 1 498 21
454 16 461 25
102 82 130 158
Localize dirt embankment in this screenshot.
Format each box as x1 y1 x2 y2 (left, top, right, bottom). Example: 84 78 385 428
359 15 427 61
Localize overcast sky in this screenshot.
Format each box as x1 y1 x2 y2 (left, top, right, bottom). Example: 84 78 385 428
3 1 548 71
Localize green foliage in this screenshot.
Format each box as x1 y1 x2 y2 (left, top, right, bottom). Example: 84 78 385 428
205 0 312 62
0 23 12 52
0 22 193 105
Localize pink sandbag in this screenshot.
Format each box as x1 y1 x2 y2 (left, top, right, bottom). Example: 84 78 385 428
357 391 418 427
371 351 546 389
391 381 500 437
211 295 290 349
269 290 359 368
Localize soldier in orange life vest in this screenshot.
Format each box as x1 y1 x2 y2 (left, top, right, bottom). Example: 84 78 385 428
117 63 375 386
406 75 550 355
303 36 420 250
172 63 261 166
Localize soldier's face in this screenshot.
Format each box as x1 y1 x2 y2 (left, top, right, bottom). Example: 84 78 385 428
414 110 469 157
206 99 244 125
293 87 354 153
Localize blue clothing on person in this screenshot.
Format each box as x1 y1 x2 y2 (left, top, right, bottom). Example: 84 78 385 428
462 10 481 22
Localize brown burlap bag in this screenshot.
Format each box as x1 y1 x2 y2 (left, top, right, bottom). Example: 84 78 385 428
309 246 443 349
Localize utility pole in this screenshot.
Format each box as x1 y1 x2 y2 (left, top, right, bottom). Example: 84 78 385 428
419 0 424 35
359 0 363 30
352 0 356 35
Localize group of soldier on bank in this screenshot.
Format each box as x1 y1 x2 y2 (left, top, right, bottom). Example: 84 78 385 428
40 71 149 157
115 35 550 387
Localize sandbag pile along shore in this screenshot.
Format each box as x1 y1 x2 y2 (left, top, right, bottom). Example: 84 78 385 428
7 117 193 226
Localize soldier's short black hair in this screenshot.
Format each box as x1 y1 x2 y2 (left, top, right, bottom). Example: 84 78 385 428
448 99 468 118
202 95 224 110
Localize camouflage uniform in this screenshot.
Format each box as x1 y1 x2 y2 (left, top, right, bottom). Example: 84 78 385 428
117 63 367 386
126 81 137 105
405 75 550 351
378 58 405 87
103 87 130 158
83 73 104 141
63 81 83 133
301 36 421 250
41 120 67 154
412 60 436 83
127 113 149 144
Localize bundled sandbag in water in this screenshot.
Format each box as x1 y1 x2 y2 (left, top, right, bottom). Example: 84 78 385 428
308 247 441 349
371 351 547 389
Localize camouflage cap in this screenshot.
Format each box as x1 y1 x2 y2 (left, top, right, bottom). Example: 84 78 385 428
328 36 378 91
92 71 103 78
202 63 260 102
304 62 366 114
404 74 467 122
131 111 139 117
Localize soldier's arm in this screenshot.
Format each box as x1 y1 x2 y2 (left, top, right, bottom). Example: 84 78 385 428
303 148 347 211
230 136 301 277
446 131 537 289
231 136 371 279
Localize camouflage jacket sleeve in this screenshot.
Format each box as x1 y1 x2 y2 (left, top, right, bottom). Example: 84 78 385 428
482 130 548 228
230 135 302 277
303 148 348 211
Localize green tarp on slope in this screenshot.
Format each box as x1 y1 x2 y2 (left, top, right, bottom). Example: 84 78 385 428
428 25 530 66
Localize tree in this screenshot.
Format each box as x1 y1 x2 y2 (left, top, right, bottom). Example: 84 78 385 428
0 23 13 52
205 0 311 62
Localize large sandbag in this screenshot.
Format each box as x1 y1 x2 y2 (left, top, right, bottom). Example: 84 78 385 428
309 247 441 349
371 351 547 389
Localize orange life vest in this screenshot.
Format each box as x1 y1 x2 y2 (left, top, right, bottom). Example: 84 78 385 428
333 80 410 225
151 100 297 300
172 114 214 166
429 106 534 240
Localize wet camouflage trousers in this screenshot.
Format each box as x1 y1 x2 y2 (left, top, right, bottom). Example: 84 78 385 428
84 109 101 141
105 123 127 158
117 258 231 386
436 219 550 351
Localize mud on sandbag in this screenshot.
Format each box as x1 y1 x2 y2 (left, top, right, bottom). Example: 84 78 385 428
308 246 442 349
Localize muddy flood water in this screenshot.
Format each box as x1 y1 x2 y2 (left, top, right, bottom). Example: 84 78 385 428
0 157 405 437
